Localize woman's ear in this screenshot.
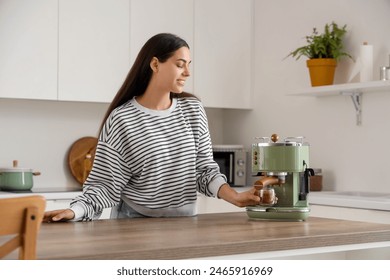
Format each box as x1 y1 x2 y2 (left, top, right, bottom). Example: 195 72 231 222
150 57 159 72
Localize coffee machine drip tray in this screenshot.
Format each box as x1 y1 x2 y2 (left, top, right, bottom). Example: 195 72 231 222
246 206 310 221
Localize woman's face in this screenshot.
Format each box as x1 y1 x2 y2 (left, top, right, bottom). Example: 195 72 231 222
153 47 191 94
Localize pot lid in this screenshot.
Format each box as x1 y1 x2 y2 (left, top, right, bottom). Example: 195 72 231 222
0 167 33 172
0 160 33 172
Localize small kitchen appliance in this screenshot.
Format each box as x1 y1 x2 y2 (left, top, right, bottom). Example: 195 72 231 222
212 145 247 187
246 134 314 221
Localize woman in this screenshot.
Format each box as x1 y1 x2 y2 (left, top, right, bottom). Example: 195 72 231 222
44 33 259 222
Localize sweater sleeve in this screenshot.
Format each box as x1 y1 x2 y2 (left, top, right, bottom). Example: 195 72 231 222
70 111 132 221
195 104 227 197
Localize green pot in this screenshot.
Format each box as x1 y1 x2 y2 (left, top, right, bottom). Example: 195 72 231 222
0 168 40 191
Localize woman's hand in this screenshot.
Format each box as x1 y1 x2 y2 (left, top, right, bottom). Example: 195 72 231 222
43 209 75 223
217 184 260 207
233 187 261 207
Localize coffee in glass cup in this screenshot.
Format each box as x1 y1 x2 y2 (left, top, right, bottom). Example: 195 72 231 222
259 186 278 206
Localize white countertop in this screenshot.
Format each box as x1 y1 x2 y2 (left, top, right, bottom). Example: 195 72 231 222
0 187 82 200
0 186 251 201
3 187 388 212
308 191 390 211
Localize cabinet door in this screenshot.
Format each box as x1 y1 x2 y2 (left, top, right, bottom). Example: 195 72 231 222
194 0 253 109
0 0 57 100
58 0 130 102
130 0 194 93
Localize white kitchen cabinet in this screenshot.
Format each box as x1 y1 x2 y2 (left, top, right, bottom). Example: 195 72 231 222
196 193 245 214
194 0 253 109
129 0 194 93
0 191 111 219
1 0 253 108
0 0 57 100
58 0 130 102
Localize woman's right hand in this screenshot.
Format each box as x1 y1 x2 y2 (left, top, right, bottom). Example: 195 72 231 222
43 209 75 223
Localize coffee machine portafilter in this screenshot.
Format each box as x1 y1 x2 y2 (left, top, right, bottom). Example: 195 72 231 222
246 134 314 221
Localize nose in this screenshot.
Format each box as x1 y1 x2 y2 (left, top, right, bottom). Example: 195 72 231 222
183 65 191 77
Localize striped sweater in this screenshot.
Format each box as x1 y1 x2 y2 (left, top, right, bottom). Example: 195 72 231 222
70 96 227 221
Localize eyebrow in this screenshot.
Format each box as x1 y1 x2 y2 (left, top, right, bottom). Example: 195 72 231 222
176 58 192 64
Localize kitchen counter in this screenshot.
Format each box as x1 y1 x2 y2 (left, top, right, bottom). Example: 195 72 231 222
309 191 390 211
8 212 390 260
0 187 81 200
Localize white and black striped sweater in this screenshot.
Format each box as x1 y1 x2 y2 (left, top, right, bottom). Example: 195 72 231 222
70 96 227 221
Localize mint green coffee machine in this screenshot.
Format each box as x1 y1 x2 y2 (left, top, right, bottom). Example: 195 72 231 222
246 134 314 221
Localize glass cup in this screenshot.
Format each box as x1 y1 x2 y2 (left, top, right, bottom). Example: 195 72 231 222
259 187 278 206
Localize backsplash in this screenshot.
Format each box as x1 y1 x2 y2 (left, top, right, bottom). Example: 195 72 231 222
0 99 107 188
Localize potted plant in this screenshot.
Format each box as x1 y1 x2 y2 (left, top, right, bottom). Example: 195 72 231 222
287 21 352 86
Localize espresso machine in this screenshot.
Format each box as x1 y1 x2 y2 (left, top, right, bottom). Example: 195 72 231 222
246 134 314 221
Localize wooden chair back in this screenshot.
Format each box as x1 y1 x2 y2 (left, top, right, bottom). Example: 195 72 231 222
0 195 46 260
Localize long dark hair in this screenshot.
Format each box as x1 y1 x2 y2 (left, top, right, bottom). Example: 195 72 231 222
99 33 196 134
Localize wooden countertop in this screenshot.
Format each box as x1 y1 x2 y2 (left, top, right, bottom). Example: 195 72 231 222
21 212 390 260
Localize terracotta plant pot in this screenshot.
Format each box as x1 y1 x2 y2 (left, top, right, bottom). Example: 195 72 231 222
306 58 337 86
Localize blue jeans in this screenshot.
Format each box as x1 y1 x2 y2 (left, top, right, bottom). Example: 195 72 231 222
110 200 146 219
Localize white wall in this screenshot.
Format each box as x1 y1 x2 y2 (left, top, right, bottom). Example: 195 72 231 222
224 0 390 192
1 0 390 194
0 99 108 189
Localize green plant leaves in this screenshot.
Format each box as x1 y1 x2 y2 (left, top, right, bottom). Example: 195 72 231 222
287 22 352 61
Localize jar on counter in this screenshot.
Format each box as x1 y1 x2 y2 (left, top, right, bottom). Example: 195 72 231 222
310 168 323 191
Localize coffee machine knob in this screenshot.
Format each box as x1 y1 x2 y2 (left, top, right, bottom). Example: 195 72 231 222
237 159 245 166
237 170 245 177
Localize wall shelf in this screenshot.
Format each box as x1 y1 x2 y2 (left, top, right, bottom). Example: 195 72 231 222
290 80 390 96
289 80 390 125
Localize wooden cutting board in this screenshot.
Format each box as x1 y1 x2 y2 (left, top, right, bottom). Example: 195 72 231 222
68 136 98 185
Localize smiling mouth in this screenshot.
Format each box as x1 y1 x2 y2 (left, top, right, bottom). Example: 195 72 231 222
177 80 186 86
